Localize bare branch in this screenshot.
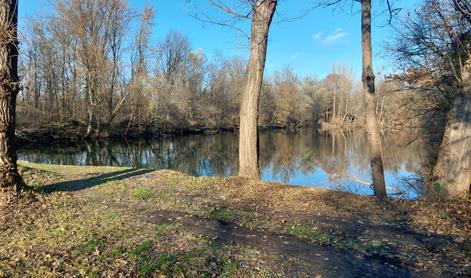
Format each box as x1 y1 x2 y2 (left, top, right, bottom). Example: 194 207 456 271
207 0 250 19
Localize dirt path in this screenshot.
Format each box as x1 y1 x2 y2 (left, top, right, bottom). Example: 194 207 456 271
135 209 416 277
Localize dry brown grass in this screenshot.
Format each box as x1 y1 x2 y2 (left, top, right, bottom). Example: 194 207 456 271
0 162 470 277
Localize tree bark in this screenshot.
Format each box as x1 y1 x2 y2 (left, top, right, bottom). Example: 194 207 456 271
432 60 471 198
333 84 336 120
0 0 22 207
238 0 277 179
85 73 98 139
361 0 387 199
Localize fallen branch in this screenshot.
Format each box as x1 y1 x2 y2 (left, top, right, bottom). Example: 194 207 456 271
15 129 36 143
336 175 405 195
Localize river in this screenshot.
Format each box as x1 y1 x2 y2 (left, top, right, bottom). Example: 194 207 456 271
18 128 431 199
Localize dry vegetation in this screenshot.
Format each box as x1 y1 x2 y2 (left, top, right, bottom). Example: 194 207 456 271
17 0 378 140
1 162 469 277
0 0 469 275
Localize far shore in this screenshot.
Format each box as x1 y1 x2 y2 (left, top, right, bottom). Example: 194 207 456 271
15 123 316 146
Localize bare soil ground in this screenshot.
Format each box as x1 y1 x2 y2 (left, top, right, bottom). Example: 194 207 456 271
1 161 470 277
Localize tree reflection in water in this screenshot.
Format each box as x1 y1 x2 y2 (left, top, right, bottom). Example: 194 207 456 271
19 129 431 198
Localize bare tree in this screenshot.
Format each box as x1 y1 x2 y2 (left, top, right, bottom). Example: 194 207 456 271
390 0 470 197
238 0 277 178
0 0 22 207
106 0 131 124
113 4 152 127
271 66 312 128
315 0 390 198
323 64 354 125
55 0 130 138
193 0 278 179
427 0 470 198
133 5 153 79
361 0 387 198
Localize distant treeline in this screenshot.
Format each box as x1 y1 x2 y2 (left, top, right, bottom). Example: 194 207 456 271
18 0 422 141
16 0 459 144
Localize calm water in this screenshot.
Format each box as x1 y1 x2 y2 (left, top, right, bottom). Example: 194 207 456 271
18 129 430 198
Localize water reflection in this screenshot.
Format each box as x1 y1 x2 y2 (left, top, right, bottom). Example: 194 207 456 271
18 129 430 198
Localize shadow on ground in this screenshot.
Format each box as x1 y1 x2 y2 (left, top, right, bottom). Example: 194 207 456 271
39 168 154 193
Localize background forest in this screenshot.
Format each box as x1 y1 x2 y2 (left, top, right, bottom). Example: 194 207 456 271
16 0 449 140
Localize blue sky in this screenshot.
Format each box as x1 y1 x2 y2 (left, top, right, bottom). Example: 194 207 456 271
19 0 421 79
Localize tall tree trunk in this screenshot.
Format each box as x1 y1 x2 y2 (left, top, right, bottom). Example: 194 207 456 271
361 0 387 199
0 0 22 207
432 60 471 198
107 67 115 126
333 85 336 120
108 38 119 125
238 0 277 179
85 73 97 139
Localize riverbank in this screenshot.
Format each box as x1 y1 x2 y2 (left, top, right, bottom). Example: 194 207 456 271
16 122 309 148
319 120 363 131
16 122 243 146
1 162 470 277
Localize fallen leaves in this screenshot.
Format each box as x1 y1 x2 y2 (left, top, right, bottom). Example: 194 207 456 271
1 164 470 277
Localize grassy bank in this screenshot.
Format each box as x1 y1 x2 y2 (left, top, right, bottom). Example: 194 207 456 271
1 162 470 277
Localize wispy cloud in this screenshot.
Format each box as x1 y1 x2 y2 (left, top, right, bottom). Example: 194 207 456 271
312 28 348 46
312 32 323 40
291 53 299 60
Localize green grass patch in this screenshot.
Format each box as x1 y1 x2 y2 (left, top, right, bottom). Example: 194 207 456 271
84 236 104 254
288 224 330 244
210 207 236 220
104 211 122 220
109 246 125 257
333 238 357 250
135 253 180 277
131 187 177 202
288 224 360 251
132 240 154 256
154 223 183 237
136 257 178 277
137 260 159 277
365 240 386 252
208 207 255 222
104 180 126 191
156 192 176 201
132 187 157 200
222 260 238 277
